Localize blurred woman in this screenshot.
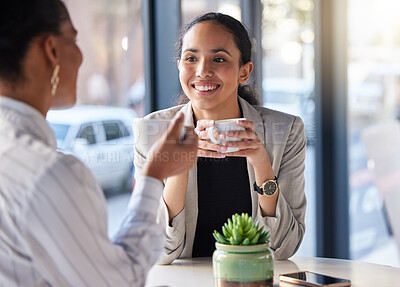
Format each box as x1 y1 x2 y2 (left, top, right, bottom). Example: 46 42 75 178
0 0 197 285
134 12 307 264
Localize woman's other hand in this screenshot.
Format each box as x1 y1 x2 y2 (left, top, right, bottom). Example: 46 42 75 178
223 119 270 168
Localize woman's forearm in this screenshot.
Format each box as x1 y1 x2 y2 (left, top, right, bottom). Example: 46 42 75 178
163 172 189 220
253 160 278 217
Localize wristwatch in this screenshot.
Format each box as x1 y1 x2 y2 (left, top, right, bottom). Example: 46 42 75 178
253 176 279 197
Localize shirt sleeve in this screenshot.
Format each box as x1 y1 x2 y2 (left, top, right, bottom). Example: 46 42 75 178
257 116 307 260
135 144 186 265
22 154 164 287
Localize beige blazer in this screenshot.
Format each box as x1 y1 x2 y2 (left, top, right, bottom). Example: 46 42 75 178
134 96 307 264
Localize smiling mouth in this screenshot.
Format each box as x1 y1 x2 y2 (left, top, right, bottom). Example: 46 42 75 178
192 84 220 92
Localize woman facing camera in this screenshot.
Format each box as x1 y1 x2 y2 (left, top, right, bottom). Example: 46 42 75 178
134 12 307 264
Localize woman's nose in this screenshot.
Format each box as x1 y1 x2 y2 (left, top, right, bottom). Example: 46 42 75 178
196 59 213 78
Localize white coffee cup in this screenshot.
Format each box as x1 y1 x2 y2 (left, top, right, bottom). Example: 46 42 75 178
133 118 185 151
207 118 246 153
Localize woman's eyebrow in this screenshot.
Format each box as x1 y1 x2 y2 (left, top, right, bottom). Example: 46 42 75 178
183 48 198 53
211 48 232 56
183 48 232 57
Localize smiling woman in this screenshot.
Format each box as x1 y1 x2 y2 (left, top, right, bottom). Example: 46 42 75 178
134 12 307 265
178 21 253 119
176 12 258 108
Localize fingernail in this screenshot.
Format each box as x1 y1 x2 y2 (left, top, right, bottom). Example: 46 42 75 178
220 146 227 151
227 132 233 136
218 134 225 140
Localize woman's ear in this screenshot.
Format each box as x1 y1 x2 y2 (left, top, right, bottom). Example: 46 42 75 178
43 35 59 66
238 61 253 84
177 59 181 70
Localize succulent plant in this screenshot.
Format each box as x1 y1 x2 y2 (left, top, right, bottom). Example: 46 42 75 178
213 213 270 245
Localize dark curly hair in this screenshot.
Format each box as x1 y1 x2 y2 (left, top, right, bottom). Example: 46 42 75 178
175 12 259 106
0 0 69 83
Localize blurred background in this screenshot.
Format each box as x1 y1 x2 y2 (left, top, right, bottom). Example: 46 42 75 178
56 0 400 267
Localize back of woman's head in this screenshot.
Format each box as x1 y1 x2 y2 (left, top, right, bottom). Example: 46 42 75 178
176 12 259 105
0 0 68 83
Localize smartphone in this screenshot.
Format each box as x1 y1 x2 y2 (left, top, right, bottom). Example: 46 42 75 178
279 271 351 287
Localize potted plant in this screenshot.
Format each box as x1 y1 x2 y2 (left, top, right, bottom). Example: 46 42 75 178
212 213 274 286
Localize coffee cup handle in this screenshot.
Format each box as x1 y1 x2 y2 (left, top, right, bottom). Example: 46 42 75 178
208 126 219 144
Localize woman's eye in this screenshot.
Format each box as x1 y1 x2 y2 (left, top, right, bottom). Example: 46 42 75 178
214 57 225 63
185 56 196 62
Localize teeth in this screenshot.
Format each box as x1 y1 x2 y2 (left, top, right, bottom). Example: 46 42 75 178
195 85 217 91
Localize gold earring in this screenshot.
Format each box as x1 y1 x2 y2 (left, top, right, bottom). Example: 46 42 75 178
51 64 60 97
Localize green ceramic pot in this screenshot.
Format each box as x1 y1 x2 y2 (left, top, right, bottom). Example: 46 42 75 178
212 242 274 286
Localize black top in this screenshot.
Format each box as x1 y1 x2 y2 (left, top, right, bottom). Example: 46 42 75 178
192 156 252 257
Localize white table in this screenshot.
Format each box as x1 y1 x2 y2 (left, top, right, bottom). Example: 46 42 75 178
145 257 400 287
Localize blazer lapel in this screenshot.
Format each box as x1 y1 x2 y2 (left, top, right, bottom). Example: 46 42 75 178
180 101 195 128
179 101 199 257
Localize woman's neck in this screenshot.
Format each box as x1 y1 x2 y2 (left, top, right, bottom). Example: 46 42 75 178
0 81 49 117
192 99 242 122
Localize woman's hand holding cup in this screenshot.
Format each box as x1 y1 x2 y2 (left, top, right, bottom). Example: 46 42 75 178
223 119 270 169
195 119 227 158
195 118 247 158
195 118 270 168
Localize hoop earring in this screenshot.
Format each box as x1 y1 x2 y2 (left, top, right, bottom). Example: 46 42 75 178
51 64 60 97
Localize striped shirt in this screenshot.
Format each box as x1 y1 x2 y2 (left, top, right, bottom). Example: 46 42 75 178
0 96 164 287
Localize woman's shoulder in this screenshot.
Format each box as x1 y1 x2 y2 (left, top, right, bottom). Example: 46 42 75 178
253 105 300 122
239 96 300 125
249 104 306 147
143 104 187 120
239 96 299 124
247 103 305 137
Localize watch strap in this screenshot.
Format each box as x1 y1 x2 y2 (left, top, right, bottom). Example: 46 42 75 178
253 181 263 195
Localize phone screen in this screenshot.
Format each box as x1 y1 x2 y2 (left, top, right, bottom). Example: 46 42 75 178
283 271 348 285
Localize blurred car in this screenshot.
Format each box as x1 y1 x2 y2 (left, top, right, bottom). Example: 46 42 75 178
126 78 145 117
263 77 316 145
46 105 138 194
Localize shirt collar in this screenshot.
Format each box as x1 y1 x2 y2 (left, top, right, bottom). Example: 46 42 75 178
0 95 57 149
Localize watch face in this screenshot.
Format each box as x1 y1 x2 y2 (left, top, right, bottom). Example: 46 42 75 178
263 181 277 196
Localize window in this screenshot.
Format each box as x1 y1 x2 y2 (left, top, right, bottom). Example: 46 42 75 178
49 123 70 149
103 122 123 141
181 0 241 24
62 0 142 200
347 0 400 267
64 0 145 117
261 0 316 257
78 125 96 145
122 124 132 137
